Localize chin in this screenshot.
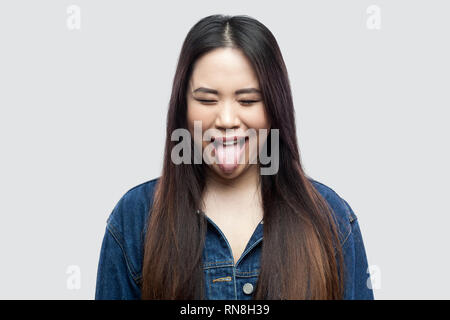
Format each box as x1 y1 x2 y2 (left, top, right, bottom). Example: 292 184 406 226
211 162 247 179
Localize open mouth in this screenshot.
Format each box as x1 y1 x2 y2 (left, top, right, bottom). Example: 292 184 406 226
211 136 249 172
212 136 249 149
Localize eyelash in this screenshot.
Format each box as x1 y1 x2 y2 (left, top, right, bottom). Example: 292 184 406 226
197 99 259 106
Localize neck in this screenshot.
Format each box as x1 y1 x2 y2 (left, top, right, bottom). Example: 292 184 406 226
200 165 263 217
205 164 261 196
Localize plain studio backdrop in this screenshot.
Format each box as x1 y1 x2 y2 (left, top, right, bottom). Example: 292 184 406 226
0 0 448 299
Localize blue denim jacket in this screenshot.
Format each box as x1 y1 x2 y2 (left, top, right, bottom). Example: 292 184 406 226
95 177 374 300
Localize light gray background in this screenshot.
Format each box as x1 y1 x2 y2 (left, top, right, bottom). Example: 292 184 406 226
0 0 448 299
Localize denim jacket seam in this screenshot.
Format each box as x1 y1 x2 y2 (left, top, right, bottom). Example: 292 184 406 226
341 216 358 248
236 270 260 274
339 196 358 247
208 272 212 293
236 237 263 266
106 223 141 286
310 179 353 248
341 228 353 247
232 266 237 299
203 259 235 265
203 263 235 270
235 271 259 278
341 197 358 222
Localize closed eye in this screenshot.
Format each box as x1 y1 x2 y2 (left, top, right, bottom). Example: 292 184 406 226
195 99 260 105
196 99 216 104
240 100 260 105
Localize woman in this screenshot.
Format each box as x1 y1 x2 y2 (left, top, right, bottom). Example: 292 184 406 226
95 14 374 300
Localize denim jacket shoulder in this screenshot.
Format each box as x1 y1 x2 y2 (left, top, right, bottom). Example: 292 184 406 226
95 177 159 299
309 178 374 299
308 178 356 247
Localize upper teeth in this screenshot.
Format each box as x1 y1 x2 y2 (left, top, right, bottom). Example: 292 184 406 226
223 140 236 146
215 137 246 147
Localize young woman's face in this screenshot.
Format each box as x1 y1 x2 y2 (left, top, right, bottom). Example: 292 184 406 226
187 47 271 180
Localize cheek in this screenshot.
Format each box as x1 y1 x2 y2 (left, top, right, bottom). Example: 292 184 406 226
187 103 214 132
242 104 271 130
241 105 271 159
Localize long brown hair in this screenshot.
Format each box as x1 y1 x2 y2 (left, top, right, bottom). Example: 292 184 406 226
141 14 345 299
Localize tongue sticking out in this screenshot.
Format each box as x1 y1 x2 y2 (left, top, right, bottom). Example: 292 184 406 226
214 140 246 173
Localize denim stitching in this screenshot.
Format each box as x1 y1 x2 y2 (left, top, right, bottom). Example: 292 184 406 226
340 197 358 222
106 223 140 285
203 264 235 270
341 229 352 247
209 275 212 293
232 266 237 300
235 237 263 266
235 272 259 278
340 197 358 247
203 260 234 265
107 224 138 281
310 178 356 243
236 270 260 275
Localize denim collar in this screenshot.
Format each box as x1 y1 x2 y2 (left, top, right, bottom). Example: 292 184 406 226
197 209 264 269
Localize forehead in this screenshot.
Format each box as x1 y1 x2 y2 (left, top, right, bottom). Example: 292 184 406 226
189 47 260 91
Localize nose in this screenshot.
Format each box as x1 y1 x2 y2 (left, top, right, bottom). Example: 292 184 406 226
215 101 241 131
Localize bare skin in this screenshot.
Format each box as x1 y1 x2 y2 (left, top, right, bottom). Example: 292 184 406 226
186 47 270 264
201 164 264 265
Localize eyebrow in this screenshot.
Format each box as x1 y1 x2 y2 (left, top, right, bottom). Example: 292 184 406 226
192 87 261 95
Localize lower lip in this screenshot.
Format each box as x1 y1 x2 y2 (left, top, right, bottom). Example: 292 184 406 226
213 137 249 174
